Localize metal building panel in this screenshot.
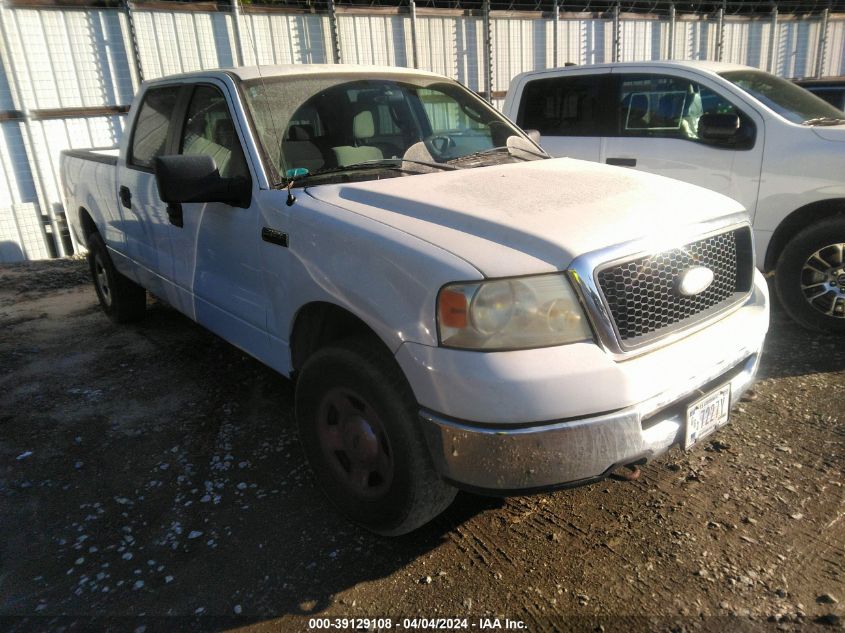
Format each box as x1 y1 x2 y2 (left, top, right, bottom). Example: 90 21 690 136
416 16 484 91
557 19 590 65
673 19 719 61
823 19 845 76
774 19 823 78
239 12 331 67
492 18 553 93
2 203 50 262
337 15 411 67
6 9 53 108
619 19 669 61
722 19 773 70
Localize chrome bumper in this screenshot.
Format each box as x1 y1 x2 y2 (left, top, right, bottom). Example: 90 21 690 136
419 351 761 493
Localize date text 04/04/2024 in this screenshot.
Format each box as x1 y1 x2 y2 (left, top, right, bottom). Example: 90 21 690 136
307 617 527 629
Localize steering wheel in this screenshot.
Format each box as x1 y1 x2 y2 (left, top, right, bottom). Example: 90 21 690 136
424 134 456 157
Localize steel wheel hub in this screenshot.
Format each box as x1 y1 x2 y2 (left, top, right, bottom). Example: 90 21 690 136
316 388 394 497
94 254 112 307
801 243 845 319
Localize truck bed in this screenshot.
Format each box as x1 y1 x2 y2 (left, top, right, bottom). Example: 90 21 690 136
61 147 119 166
60 147 121 248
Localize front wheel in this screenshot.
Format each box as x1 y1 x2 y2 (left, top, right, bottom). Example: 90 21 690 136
775 215 845 332
295 339 457 535
87 231 146 323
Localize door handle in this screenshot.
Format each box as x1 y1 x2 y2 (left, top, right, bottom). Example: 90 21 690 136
606 157 637 167
119 186 132 209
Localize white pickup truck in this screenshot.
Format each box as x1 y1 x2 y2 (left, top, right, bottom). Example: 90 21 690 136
503 61 845 333
61 65 769 535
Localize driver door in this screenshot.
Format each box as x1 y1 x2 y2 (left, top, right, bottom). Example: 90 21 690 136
168 82 268 352
604 70 765 218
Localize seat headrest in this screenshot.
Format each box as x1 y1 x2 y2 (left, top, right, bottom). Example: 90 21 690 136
212 118 236 148
353 110 375 140
630 93 649 113
288 124 314 141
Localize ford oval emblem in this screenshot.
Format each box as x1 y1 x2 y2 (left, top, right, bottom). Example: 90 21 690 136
677 266 715 296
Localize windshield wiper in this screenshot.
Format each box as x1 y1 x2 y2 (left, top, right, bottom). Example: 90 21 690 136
802 116 845 126
277 158 459 188
447 144 549 165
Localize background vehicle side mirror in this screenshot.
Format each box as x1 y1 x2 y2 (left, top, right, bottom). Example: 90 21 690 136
154 155 250 208
697 113 741 142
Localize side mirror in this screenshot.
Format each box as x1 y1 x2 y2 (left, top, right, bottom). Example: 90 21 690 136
154 155 250 208
525 129 542 145
697 113 740 142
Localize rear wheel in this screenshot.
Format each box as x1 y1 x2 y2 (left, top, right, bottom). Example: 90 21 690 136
87 231 146 323
295 339 456 535
775 216 845 332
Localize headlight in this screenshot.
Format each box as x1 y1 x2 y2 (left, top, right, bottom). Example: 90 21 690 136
437 273 593 350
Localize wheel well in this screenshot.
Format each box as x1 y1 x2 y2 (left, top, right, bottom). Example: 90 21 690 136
764 199 845 272
78 207 98 245
290 302 388 374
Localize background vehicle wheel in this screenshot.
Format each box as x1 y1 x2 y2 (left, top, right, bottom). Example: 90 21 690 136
295 339 457 536
775 215 845 333
87 231 146 323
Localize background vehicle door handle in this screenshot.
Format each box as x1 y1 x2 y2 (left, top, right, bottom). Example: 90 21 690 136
606 157 637 167
119 186 132 209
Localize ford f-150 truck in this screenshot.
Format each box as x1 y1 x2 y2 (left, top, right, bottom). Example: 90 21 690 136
61 65 769 535
503 61 845 333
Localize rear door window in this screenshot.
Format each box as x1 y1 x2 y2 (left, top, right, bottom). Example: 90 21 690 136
130 86 181 169
517 75 609 136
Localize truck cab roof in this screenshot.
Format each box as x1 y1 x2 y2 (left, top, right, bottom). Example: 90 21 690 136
142 64 445 87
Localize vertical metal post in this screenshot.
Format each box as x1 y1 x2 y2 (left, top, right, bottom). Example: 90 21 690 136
408 0 419 69
553 0 559 68
768 4 779 73
667 4 675 60
122 0 144 87
327 0 342 64
612 2 620 63
0 4 65 257
715 2 725 62
816 6 830 78
230 0 245 66
483 0 492 101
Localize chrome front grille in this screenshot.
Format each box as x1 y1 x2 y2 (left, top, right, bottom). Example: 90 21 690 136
595 226 754 349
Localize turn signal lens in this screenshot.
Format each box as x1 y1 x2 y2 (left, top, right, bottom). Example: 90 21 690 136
438 289 468 328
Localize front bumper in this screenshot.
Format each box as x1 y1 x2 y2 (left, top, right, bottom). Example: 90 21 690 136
419 350 759 493
410 271 769 493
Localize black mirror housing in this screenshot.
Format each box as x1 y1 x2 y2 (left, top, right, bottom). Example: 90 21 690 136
524 129 541 145
698 113 741 141
154 155 250 208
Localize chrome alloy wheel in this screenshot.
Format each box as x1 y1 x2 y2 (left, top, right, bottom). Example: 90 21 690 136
93 253 113 308
801 242 845 319
316 387 395 498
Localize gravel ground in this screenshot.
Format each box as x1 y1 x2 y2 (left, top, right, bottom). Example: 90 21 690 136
0 257 842 633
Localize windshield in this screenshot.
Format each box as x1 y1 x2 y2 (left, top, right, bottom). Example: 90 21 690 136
241 74 541 185
720 69 845 124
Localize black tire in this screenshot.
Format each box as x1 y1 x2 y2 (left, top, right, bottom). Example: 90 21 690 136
775 215 845 333
295 338 457 536
87 231 146 323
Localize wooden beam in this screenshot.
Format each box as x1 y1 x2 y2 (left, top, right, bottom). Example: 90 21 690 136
30 105 129 120
0 110 25 122
6 0 122 8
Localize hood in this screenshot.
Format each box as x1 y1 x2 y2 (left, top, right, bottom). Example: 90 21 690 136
307 158 746 277
812 125 845 142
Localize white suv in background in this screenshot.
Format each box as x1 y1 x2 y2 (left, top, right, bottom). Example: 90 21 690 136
504 61 845 332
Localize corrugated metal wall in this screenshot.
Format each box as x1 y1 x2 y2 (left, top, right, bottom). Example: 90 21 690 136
0 1 842 262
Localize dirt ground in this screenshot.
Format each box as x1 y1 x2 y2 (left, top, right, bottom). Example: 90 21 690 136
0 257 843 633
